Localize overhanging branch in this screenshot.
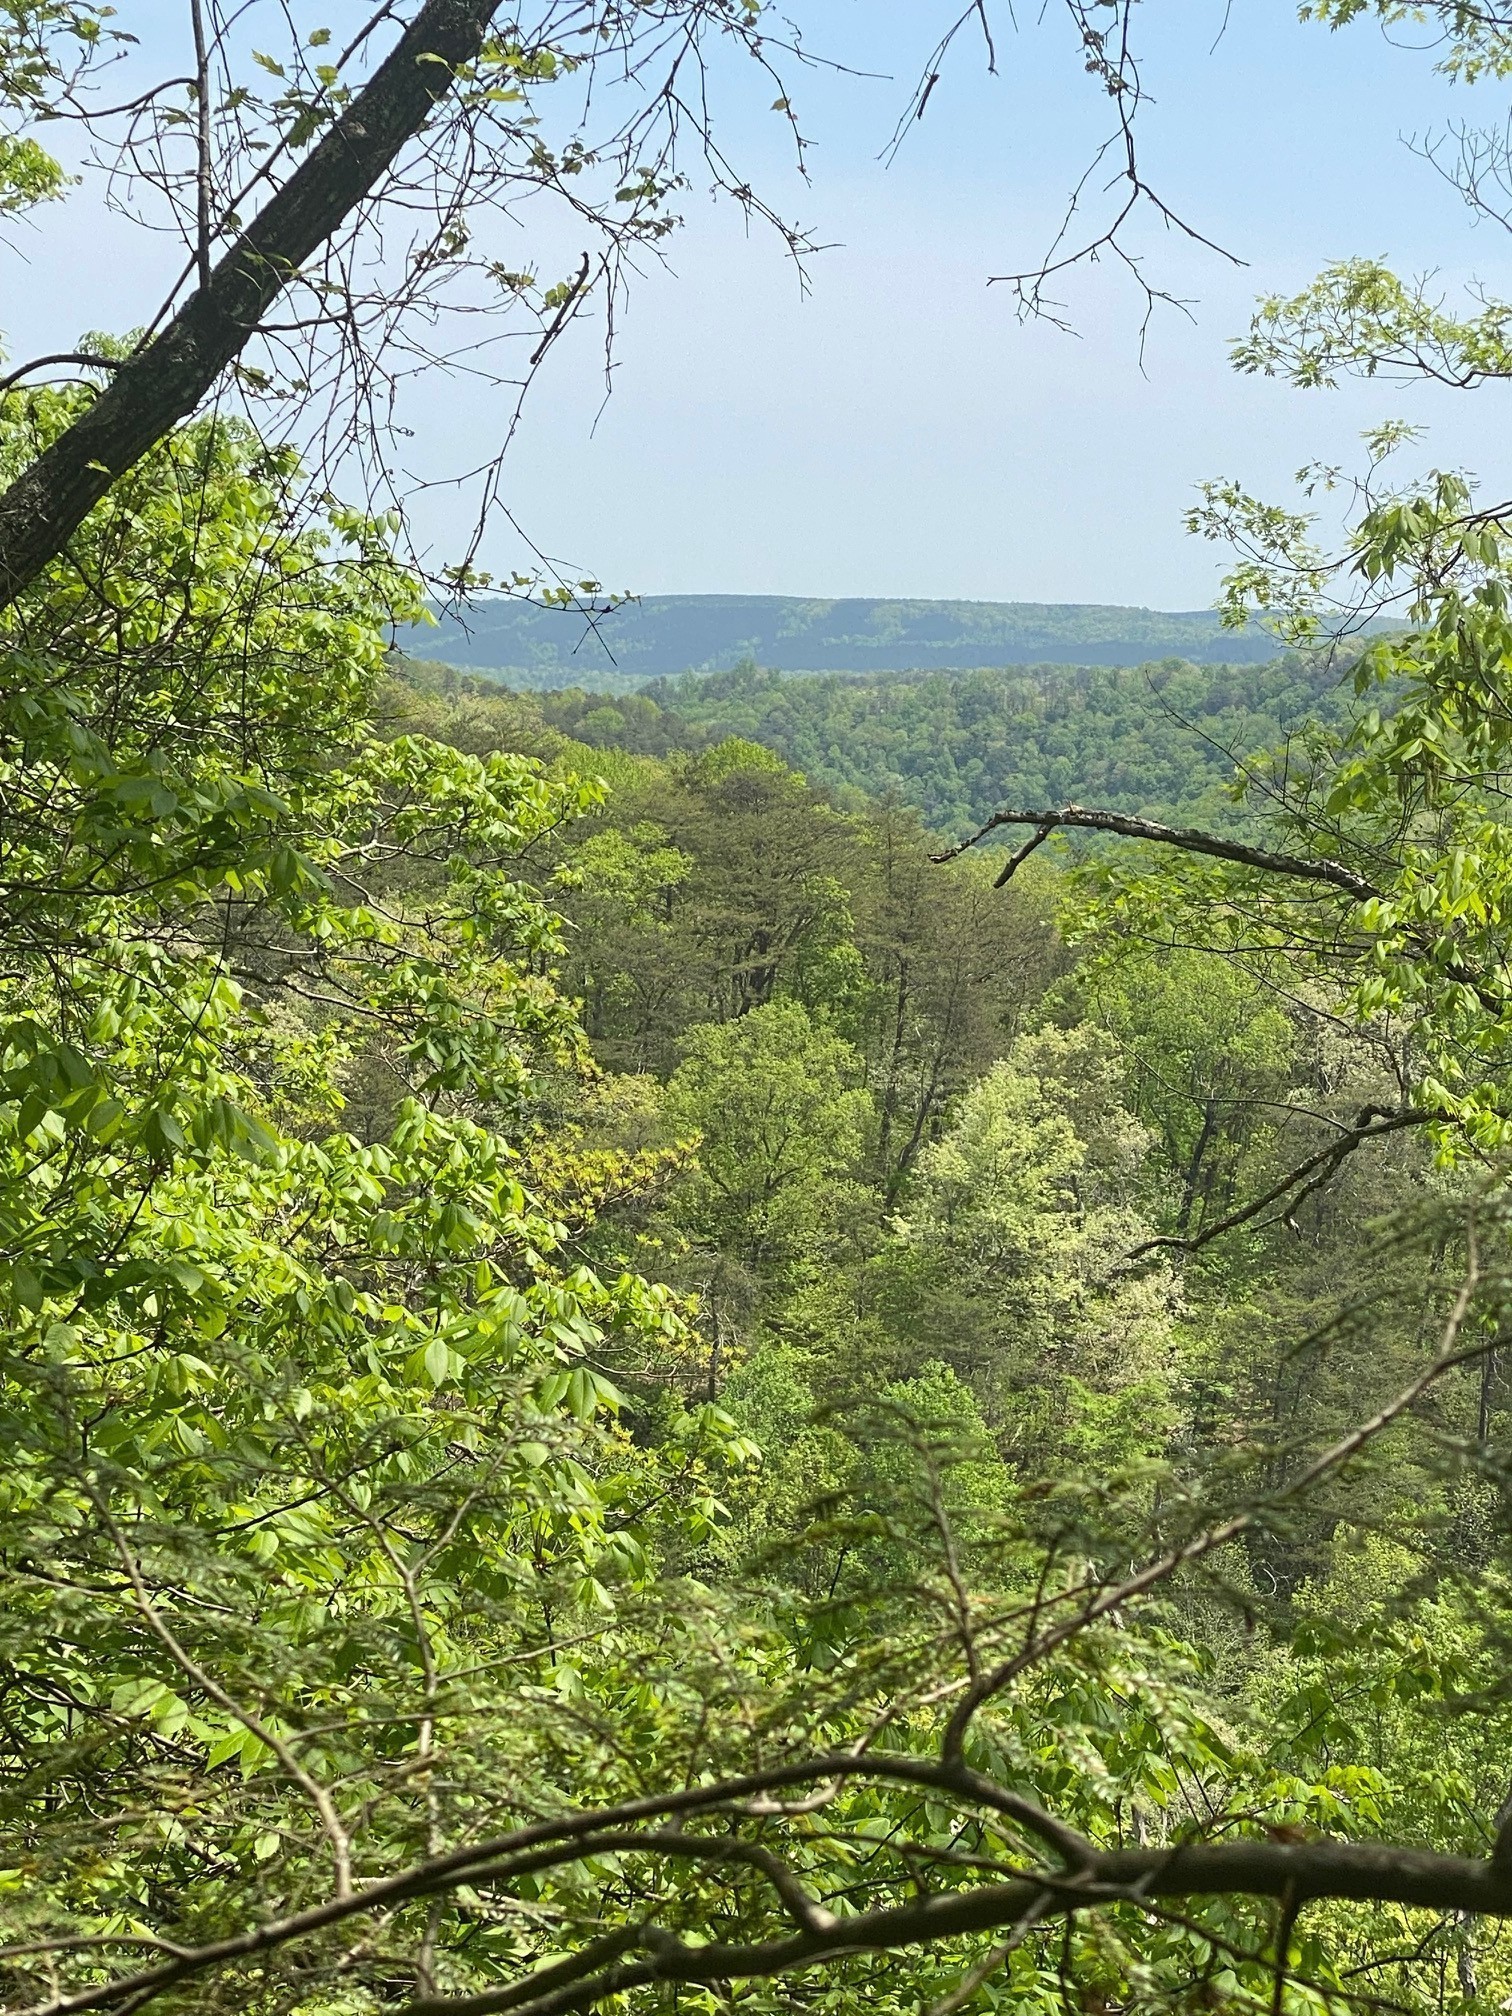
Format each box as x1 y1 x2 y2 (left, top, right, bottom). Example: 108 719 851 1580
23 1750 1512 2016
932 805 1379 902
13 1246 1491 2016
402 1840 1512 2016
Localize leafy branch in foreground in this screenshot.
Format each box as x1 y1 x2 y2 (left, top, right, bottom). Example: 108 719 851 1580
12 1233 1511 2016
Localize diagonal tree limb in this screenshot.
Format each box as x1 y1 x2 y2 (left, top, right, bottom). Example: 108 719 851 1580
416 1830 843 1934
1126 1106 1433 1259
87 1486 355 1900
922 1898 1056 2016
932 805 1380 902
439 1931 643 2016
0 0 505 610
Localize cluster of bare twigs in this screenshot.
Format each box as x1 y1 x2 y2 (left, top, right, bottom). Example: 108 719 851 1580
0 0 1247 619
0 0 836 608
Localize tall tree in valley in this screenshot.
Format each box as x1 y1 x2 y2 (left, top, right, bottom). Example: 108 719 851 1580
854 801 1063 1204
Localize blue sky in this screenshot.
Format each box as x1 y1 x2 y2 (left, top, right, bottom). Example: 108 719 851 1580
7 1 1512 606
453 0 1512 607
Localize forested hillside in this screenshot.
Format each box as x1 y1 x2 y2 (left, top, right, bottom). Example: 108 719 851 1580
403 650 1354 835
411 592 1283 686
11 404 1512 2016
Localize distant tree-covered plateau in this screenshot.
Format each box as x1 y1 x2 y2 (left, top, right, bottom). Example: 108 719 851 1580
408 593 1286 685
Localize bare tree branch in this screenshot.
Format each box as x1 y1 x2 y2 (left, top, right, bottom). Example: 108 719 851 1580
932 804 1379 902
1126 1105 1434 1258
395 1839 1512 2016
21 1778 1512 2016
0 353 130 398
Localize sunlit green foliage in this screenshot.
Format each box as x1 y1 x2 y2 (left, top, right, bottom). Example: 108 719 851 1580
9 407 1512 2014
664 999 872 1273
16 0 1512 1987
0 399 762 2010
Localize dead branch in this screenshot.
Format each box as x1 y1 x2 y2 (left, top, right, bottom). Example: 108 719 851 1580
932 804 1379 902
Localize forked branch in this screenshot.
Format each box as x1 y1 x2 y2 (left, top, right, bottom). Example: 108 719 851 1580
932 804 1379 901
1127 1105 1433 1258
23 1807 1512 2016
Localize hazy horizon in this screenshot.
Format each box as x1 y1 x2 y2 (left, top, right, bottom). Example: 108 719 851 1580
9 5 1509 605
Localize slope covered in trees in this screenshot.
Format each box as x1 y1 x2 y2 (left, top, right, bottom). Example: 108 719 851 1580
403 651 1357 836
12 4 1512 2015
7 397 1512 2016
411 593 1286 685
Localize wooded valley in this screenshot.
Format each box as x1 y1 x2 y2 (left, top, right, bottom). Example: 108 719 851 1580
401 649 1358 836
8 5 1512 2016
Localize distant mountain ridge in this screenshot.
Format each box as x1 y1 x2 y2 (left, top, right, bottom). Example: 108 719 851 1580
410 593 1279 686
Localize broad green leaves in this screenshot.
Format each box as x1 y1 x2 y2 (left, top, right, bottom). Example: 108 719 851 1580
1235 259 1512 393
0 403 759 2013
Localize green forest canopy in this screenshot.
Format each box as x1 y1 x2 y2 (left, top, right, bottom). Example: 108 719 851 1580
12 3 1512 2015
401 651 1358 838
9 385 1512 2016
